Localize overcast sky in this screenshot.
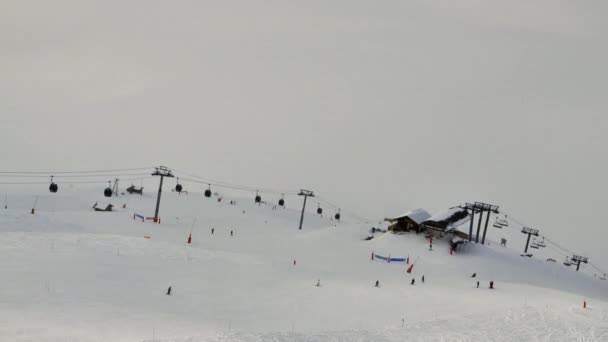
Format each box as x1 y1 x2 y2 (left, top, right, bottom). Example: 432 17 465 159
1 1 607 269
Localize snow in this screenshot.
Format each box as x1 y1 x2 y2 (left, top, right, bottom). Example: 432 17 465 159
0 187 607 341
424 207 467 223
389 209 431 225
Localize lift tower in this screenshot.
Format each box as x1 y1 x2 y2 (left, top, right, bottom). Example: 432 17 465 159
151 166 174 222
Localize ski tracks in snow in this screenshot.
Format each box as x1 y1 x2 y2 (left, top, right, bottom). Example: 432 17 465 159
155 304 607 342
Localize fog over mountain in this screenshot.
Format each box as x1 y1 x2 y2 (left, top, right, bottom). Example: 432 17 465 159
1 0 607 270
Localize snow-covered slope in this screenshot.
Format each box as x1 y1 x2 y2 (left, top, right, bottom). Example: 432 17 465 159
0 187 606 341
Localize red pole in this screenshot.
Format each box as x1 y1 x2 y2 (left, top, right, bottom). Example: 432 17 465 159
583 301 587 309
31 208 35 215
187 233 192 244
371 252 374 261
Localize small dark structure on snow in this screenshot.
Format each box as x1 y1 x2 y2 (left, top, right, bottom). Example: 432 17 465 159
126 185 143 195
93 203 114 212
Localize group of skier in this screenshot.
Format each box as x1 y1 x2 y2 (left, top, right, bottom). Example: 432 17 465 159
210 227 234 237
369 273 494 290
372 275 426 288
472 273 495 289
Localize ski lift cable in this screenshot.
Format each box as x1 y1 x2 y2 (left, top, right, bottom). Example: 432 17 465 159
501 210 594 264
0 167 154 175
588 262 607 275
315 195 373 223
177 176 294 195
0 172 150 179
173 168 300 194
0 180 105 185
0 176 152 185
178 177 254 192
543 237 575 256
173 169 299 195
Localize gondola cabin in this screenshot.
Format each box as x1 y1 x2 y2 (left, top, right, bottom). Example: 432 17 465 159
49 176 58 193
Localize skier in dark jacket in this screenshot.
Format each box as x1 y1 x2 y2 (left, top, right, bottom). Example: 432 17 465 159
471 273 477 278
375 280 380 287
422 275 425 283
211 228 215 235
477 281 480 288
489 281 494 289
166 286 172 295
410 278 415 285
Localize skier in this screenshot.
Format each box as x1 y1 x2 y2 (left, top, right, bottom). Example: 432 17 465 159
211 228 215 235
476 281 480 288
230 230 233 237
422 275 425 283
410 278 415 285
489 281 494 289
166 286 172 295
316 279 321 287
471 273 477 278
375 280 380 287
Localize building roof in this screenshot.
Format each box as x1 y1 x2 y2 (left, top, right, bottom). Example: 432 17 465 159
388 209 432 225
423 207 470 230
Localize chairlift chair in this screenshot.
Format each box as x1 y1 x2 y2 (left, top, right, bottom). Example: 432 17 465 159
498 215 509 227
278 194 285 207
535 237 546 247
563 257 572 266
334 209 341 221
175 178 183 193
317 204 323 215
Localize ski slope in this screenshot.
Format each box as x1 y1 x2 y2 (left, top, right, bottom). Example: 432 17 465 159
0 187 606 341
